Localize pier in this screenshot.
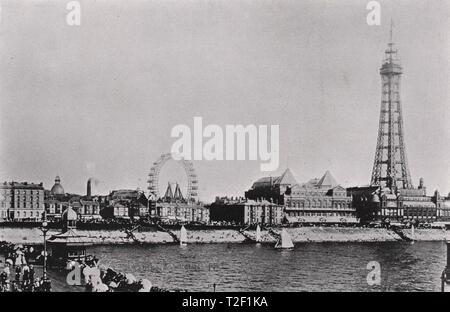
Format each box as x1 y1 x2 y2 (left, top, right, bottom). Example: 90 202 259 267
123 225 143 244
390 227 413 242
238 225 256 243
155 223 179 243
268 229 281 240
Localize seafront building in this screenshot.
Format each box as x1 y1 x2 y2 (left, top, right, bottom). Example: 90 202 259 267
348 182 450 224
151 182 210 223
44 176 102 221
101 189 149 219
434 191 450 221
155 202 210 223
209 197 284 226
244 169 358 225
0 181 45 222
244 168 298 206
44 177 150 221
45 199 66 221
69 197 101 221
284 172 357 224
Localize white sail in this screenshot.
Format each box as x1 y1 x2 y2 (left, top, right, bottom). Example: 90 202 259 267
275 228 294 249
256 225 261 243
411 224 415 240
180 225 188 245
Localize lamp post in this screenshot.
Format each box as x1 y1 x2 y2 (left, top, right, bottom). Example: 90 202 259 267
38 211 52 292
39 213 49 279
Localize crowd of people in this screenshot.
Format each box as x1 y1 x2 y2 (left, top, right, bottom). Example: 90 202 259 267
0 241 179 292
0 242 51 292
66 257 170 292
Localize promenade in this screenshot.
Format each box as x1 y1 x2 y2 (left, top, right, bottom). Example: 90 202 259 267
1 226 450 245
0 262 84 292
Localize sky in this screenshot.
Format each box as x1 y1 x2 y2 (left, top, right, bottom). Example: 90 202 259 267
0 0 449 202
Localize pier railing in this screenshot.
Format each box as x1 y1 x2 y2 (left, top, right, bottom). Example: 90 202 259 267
155 223 179 243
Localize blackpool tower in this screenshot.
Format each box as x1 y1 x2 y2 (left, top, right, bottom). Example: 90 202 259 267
370 25 413 190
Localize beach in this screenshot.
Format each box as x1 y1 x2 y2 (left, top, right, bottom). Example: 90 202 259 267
1 226 449 245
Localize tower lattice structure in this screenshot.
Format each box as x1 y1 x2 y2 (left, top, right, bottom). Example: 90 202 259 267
370 26 413 190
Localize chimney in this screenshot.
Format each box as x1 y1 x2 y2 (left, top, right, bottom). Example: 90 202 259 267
87 178 92 198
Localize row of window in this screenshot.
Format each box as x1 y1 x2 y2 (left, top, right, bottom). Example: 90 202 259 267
161 208 208 214
2 197 42 202
114 208 129 216
400 197 433 202
287 201 351 209
9 210 43 218
79 207 100 215
245 216 283 224
160 210 209 218
288 211 354 217
247 213 283 219
45 207 101 215
13 196 43 201
46 207 63 214
246 208 283 214
291 192 344 197
381 208 437 217
1 189 43 194
0 203 41 208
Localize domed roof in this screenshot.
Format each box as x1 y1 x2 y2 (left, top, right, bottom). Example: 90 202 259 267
51 176 65 195
62 207 77 221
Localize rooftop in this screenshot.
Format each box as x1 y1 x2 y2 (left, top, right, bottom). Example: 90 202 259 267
1 181 44 190
251 168 298 189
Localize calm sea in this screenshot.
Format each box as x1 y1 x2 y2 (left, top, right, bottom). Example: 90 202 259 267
88 241 447 292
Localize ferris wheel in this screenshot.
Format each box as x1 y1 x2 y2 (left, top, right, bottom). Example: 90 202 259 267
147 153 199 202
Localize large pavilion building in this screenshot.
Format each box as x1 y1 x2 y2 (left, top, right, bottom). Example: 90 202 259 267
245 169 358 225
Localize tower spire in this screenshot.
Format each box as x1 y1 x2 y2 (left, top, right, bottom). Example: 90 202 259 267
389 18 393 44
385 19 397 64
370 25 413 191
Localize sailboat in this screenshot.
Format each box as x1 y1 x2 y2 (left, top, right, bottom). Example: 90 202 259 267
180 225 188 246
410 224 415 244
255 224 261 245
275 228 294 250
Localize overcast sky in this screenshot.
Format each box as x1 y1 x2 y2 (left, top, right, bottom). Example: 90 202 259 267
0 0 449 202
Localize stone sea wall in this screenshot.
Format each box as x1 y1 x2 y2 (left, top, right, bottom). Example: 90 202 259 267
400 228 450 241
174 229 247 243
1 226 449 245
241 227 402 243
287 227 402 242
0 227 173 245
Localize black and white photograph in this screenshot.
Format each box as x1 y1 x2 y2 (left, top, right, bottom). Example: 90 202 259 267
0 0 450 299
